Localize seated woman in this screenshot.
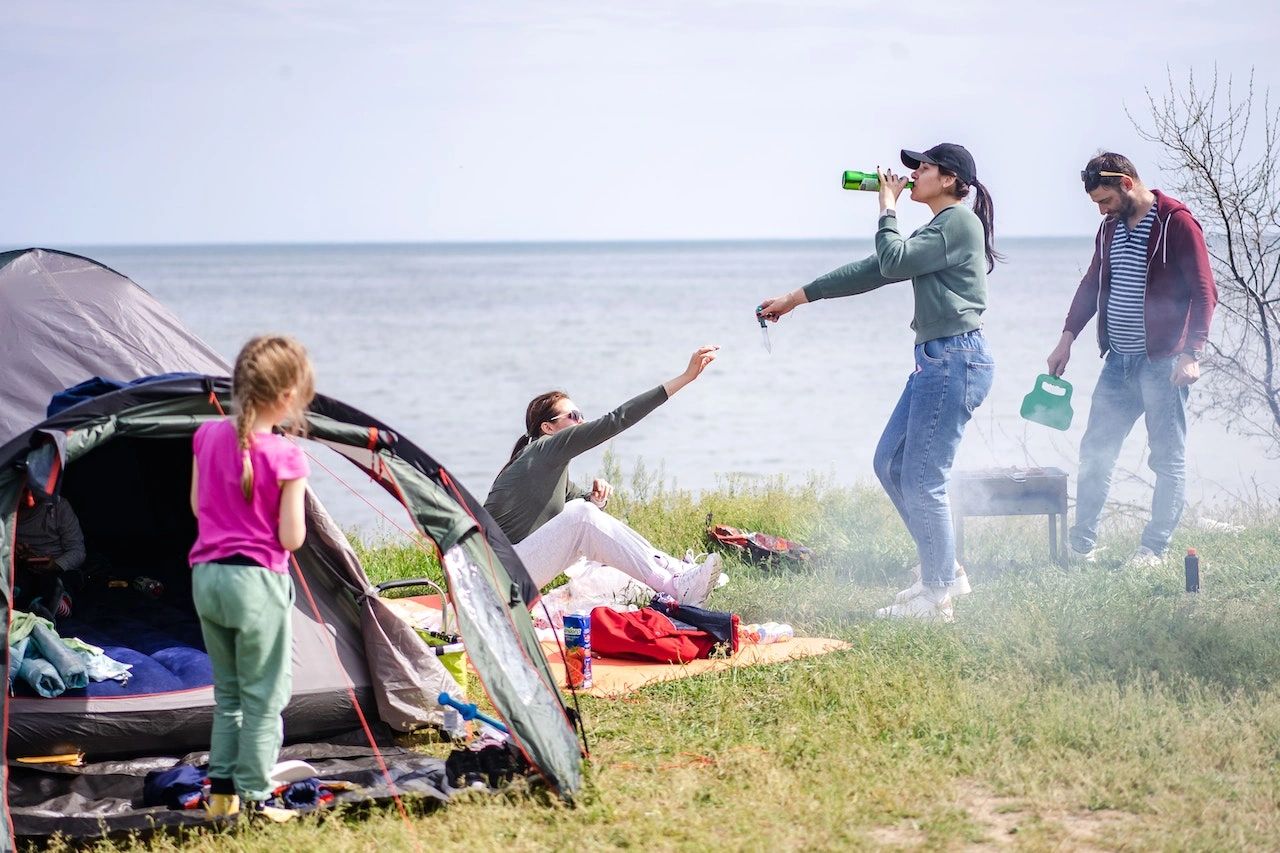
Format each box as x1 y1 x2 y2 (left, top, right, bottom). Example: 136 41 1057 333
485 345 723 607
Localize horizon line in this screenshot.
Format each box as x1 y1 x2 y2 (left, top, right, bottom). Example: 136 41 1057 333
2 234 1095 251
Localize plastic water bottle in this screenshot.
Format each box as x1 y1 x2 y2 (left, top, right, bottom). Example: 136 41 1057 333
132 576 164 599
441 705 468 740
742 622 794 644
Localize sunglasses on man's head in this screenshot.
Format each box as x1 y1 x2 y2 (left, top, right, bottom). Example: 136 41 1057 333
548 410 584 424
1081 169 1129 183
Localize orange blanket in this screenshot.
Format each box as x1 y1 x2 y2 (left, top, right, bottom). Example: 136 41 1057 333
541 637 851 698
384 595 850 699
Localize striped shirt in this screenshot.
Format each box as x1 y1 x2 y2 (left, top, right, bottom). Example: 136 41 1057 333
1105 206 1157 355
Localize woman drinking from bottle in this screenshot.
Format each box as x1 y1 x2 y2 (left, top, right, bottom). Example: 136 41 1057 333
757 143 998 621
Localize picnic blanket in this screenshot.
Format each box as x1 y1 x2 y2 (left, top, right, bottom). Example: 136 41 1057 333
383 594 849 698
541 636 850 698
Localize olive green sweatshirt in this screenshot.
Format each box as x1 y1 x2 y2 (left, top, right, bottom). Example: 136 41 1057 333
802 205 988 343
484 385 668 544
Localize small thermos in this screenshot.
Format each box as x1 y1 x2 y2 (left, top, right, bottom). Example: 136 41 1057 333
1184 548 1200 593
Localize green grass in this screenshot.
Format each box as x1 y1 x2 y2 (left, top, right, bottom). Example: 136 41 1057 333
49 474 1280 851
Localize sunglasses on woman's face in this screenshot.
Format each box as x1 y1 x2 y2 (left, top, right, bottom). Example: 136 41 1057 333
548 410 584 424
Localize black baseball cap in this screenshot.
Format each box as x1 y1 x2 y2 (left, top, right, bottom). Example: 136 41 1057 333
900 143 977 185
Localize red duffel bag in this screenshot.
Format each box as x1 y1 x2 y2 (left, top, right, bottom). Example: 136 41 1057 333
590 606 720 664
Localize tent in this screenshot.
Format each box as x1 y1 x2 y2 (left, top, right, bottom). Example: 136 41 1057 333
0 249 582 845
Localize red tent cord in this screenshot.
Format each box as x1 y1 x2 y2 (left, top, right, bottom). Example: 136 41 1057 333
290 553 422 849
299 448 439 558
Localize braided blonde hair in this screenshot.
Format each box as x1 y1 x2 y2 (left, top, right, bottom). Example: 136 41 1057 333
232 335 316 501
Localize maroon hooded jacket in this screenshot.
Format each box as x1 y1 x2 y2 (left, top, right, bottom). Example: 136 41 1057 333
1063 190 1217 359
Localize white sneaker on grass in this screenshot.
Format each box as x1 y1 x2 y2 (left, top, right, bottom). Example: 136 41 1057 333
674 553 722 607
875 589 954 623
1070 544 1102 563
894 563 971 603
1126 546 1164 568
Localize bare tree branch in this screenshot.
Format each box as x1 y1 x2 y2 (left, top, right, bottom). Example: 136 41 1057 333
1133 67 1280 455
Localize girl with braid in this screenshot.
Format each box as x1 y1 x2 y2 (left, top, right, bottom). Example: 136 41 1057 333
188 335 314 817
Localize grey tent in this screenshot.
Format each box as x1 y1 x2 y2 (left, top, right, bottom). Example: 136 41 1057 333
0 249 226 446
0 249 582 846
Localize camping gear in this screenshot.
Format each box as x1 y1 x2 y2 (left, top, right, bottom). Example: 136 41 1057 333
10 742 453 839
755 305 772 353
438 693 509 734
952 467 1070 568
269 778 334 811
590 606 725 664
0 248 584 846
1020 373 1074 431
12 752 83 767
26 623 87 690
143 765 207 810
647 596 739 655
1185 548 1200 593
445 737 529 790
707 522 812 567
541 635 850 698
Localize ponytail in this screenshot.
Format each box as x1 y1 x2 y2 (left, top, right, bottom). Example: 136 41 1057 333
947 173 1002 274
971 178 1001 274
236 399 256 501
499 390 569 473
506 434 532 468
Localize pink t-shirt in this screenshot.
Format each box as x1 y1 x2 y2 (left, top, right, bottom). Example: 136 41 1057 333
189 419 310 574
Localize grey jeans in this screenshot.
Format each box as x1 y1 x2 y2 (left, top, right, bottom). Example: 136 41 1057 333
1070 351 1189 555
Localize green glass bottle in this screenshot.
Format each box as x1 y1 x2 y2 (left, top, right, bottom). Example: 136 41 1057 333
842 170 914 191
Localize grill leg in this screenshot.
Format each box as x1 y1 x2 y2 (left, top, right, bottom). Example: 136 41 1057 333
1060 510 1070 568
1048 514 1058 565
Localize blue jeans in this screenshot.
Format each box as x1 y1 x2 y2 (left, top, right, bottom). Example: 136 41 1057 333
1070 352 1188 555
874 331 995 587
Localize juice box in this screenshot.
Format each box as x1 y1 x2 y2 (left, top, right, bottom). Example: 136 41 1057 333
563 612 592 689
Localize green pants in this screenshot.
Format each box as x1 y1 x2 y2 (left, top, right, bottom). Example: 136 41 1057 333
192 562 294 802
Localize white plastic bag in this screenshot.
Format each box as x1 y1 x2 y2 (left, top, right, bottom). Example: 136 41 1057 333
531 558 653 628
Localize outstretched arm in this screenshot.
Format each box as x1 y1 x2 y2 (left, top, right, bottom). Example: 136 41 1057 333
663 344 719 396
540 345 720 466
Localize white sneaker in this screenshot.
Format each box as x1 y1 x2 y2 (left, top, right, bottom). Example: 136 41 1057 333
875 591 954 623
894 563 972 603
1070 544 1102 563
1126 546 1164 568
674 553 722 607
684 550 730 590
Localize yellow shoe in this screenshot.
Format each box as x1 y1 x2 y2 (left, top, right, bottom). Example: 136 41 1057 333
207 793 240 817
254 804 298 823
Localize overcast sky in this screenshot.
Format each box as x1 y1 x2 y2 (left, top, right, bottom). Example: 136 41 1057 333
2 1 1276 245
